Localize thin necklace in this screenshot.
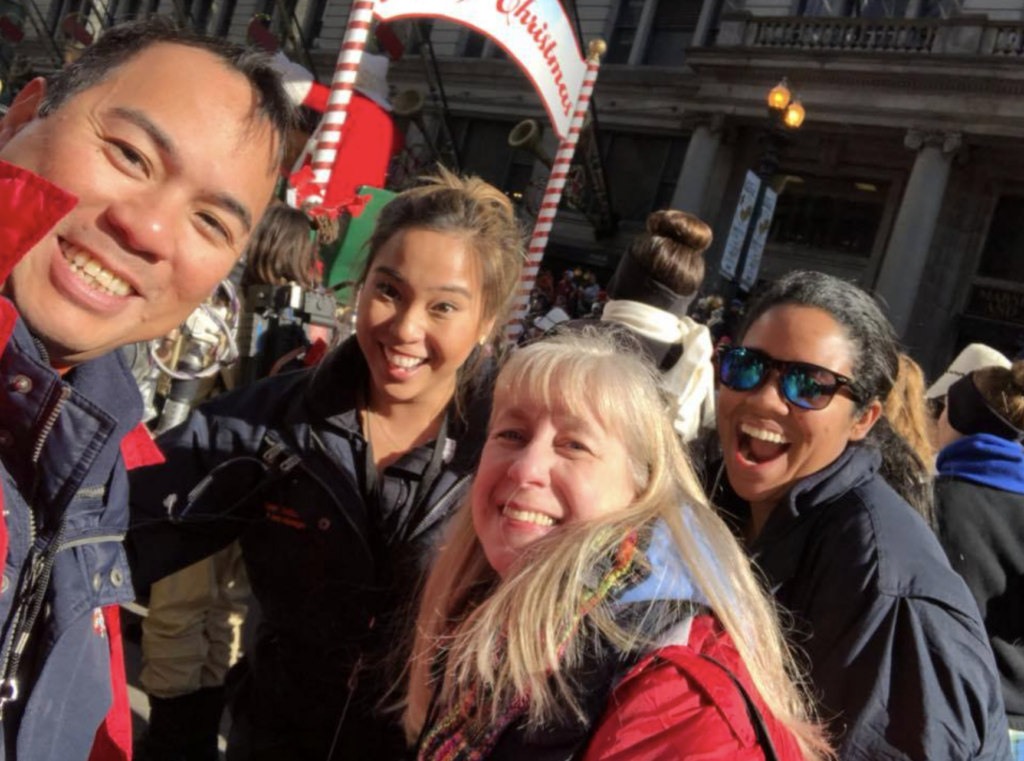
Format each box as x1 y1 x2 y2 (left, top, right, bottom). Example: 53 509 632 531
365 404 403 453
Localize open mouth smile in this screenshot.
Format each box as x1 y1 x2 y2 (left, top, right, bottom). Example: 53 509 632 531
60 239 135 298
737 422 791 465
502 504 558 527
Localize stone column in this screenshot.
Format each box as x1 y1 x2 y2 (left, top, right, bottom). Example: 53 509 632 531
875 129 961 336
670 116 725 219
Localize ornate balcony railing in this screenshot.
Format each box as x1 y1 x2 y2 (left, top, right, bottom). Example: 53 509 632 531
716 13 1024 57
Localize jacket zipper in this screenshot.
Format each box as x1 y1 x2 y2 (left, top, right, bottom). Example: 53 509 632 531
59 533 125 552
26 386 72 547
0 386 71 716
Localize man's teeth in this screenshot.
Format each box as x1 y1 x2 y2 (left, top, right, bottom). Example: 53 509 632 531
385 348 426 369
62 244 132 297
503 506 556 527
740 423 788 445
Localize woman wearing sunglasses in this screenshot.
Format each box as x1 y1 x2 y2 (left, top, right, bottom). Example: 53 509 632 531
711 271 1009 760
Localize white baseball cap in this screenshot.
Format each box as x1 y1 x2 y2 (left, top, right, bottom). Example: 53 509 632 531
925 343 1012 399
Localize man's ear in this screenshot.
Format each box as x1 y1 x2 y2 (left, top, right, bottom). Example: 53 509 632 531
0 77 47 151
849 399 883 442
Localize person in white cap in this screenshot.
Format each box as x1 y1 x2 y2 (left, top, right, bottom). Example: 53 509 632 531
926 343 1012 402
934 357 1024 757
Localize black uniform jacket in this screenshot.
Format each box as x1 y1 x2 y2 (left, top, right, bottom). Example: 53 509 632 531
712 445 1010 761
937 475 1024 731
127 338 492 760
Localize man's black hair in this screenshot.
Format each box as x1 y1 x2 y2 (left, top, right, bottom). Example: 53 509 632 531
39 16 296 166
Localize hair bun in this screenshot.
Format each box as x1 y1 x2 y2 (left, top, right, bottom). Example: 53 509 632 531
646 209 713 254
1012 359 1024 392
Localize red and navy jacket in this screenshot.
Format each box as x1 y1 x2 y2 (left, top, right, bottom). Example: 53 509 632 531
0 158 162 761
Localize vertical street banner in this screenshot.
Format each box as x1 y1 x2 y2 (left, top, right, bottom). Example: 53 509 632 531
740 186 777 291
720 171 761 280
374 0 588 140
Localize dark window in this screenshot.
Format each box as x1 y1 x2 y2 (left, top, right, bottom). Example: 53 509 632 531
768 175 889 258
461 30 508 59
606 0 645 64
978 195 1024 283
599 132 686 222
644 0 702 65
463 30 486 57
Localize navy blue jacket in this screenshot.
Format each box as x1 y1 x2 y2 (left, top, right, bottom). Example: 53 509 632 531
0 317 141 760
127 337 491 760
714 445 1010 760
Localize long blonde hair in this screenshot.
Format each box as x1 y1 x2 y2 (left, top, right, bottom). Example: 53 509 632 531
404 330 831 760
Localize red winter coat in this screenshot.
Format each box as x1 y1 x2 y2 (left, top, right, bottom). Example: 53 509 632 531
583 615 807 761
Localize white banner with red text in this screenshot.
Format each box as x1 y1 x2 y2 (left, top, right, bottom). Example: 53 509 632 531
374 0 586 139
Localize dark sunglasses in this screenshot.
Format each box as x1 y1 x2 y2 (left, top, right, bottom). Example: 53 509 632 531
717 346 863 410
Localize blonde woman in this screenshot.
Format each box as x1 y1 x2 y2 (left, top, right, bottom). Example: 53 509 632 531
405 330 831 761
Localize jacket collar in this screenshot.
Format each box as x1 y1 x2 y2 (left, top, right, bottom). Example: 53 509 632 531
718 445 882 586
301 336 493 466
303 336 366 433
2 315 142 523
0 159 78 286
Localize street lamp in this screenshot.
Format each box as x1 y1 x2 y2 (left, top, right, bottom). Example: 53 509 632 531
767 77 806 130
722 79 809 296
767 78 792 111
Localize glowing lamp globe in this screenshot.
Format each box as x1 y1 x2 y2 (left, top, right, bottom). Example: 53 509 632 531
767 79 792 111
783 99 806 129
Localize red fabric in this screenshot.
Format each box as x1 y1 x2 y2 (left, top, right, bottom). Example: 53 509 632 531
375 23 405 61
120 424 165 470
582 616 805 761
0 160 130 761
0 160 78 287
88 606 131 761
299 91 402 209
0 161 77 577
302 80 329 114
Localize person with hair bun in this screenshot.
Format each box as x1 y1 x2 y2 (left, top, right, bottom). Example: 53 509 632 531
127 169 525 760
406 329 831 761
597 209 715 442
709 270 1009 759
934 360 1024 756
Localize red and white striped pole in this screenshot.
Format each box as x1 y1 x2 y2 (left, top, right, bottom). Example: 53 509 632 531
507 39 606 342
304 0 377 207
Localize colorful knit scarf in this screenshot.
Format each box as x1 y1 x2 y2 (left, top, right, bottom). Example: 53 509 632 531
416 530 645 761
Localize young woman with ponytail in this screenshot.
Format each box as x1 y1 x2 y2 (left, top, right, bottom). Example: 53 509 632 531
128 170 525 760
934 360 1024 756
709 270 1009 759
405 330 831 761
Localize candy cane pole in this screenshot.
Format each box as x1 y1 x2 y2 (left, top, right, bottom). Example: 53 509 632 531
304 0 377 207
506 40 606 342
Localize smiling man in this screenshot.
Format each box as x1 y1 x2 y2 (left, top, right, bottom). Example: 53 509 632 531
0 18 291 760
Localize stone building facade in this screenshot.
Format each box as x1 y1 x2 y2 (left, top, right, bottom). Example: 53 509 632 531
2 0 1023 370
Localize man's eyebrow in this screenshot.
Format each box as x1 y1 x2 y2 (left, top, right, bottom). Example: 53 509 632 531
375 266 473 298
109 107 178 162
208 192 253 234
109 106 253 234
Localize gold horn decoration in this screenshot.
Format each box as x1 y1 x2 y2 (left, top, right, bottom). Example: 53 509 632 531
392 89 439 160
508 119 551 168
